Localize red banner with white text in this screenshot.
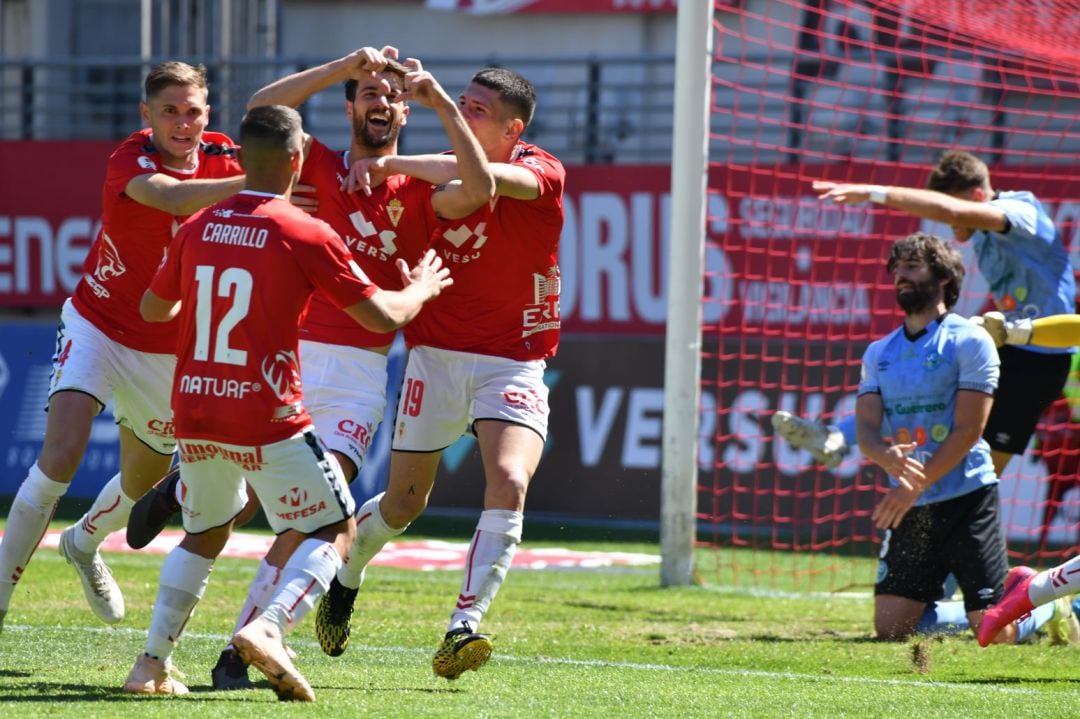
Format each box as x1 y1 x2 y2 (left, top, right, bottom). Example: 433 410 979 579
3 142 1080 329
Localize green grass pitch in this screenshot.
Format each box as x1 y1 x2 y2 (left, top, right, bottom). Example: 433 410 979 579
0 517 1077 718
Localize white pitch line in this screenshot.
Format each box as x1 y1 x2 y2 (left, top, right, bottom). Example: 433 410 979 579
2 623 1059 697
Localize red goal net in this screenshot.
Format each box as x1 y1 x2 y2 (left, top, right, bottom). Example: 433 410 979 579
700 0 1080 592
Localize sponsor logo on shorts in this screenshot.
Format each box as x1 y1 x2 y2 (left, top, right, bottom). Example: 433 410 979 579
337 418 373 450
179 441 265 472
279 486 309 507
275 500 328 522
147 419 175 439
503 388 549 417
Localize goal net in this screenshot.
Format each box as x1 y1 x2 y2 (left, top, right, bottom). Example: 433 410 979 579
693 0 1080 592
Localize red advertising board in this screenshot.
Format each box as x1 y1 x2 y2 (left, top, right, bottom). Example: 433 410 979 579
4 141 1080 333
0 141 114 306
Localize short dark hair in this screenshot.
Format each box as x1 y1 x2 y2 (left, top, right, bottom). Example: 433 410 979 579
886 232 965 309
144 61 207 101
471 67 537 128
239 105 303 155
344 71 405 102
926 150 990 195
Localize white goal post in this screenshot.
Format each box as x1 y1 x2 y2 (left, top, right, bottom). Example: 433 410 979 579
660 0 714 587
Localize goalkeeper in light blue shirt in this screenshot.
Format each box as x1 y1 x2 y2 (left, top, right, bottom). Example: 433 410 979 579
850 232 1073 643
815 150 1074 479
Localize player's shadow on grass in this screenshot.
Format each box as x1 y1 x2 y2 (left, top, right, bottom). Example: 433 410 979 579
348 685 465 694
742 634 879 643
958 676 1080 687
0 681 143 702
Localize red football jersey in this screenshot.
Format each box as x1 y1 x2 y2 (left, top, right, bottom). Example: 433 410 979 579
298 138 437 348
404 143 565 360
73 128 243 354
149 191 379 446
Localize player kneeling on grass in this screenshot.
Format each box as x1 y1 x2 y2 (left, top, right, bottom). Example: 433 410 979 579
121 104 451 700
854 235 1077 644
857 233 1038 643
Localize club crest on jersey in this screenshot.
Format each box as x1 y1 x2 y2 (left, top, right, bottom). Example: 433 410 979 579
138 155 157 171
923 351 941 371
387 198 404 227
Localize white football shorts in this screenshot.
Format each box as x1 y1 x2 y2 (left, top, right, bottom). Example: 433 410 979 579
49 298 176 454
300 339 388 475
391 345 550 452
176 429 356 535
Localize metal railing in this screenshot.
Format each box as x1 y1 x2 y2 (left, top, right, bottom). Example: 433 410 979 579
4 52 1076 167
0 55 677 165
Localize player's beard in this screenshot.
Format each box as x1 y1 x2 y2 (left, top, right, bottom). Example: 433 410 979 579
896 278 941 314
353 112 401 150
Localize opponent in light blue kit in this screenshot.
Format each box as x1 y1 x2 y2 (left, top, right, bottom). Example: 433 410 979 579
814 151 1075 477
850 232 1072 642
858 310 997 506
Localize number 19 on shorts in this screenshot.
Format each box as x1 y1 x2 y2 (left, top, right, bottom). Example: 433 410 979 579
402 377 424 417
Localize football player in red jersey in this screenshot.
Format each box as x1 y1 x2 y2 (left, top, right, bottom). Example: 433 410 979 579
122 105 451 700
0 61 245 635
332 67 565 680
125 46 496 687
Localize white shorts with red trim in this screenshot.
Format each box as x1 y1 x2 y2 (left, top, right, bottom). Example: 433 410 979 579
300 339 388 475
391 345 550 452
49 298 176 454
177 429 356 535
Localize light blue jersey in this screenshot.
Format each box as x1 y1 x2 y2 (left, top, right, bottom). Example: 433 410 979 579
858 313 999 505
974 190 1075 354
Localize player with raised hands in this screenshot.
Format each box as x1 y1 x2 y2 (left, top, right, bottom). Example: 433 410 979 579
121 104 452 700
126 45 494 687
319 65 565 681
814 150 1075 478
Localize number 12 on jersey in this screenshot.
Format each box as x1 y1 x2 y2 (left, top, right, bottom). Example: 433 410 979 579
193 264 252 366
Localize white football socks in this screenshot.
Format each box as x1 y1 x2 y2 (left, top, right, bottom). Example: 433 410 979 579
144 547 214 662
231 559 283 636
337 492 403 591
449 509 523 633
71 473 135 556
0 463 68 611
1028 554 1080 606
261 539 341 634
